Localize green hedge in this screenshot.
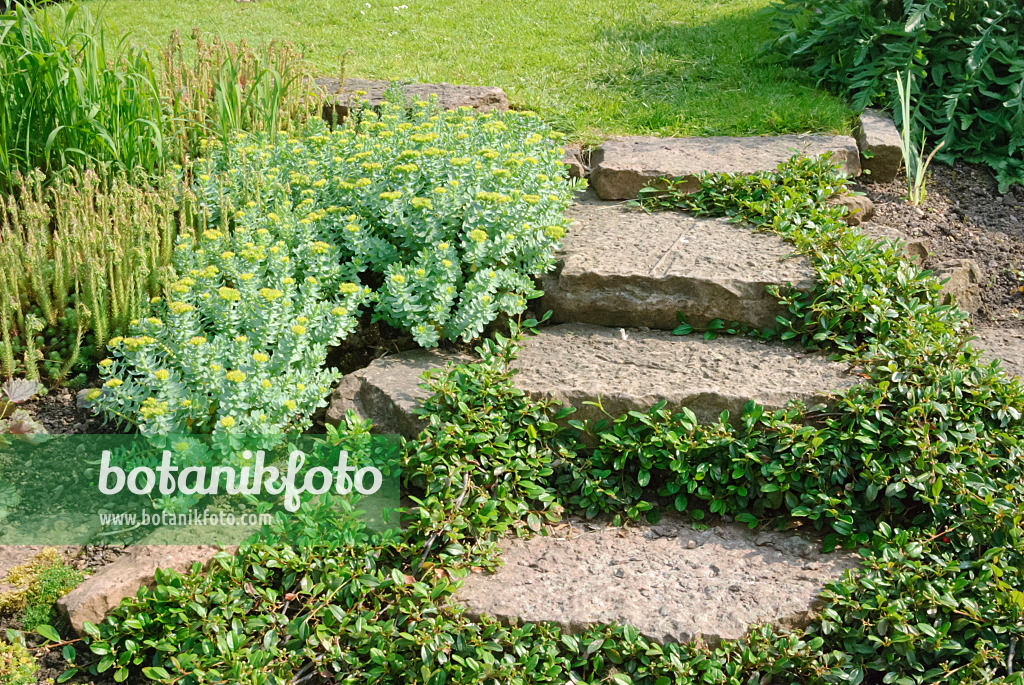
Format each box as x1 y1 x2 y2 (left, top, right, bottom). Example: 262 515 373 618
772 0 1024 191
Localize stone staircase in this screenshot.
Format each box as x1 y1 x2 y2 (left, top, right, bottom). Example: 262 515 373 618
537 192 815 330
319 129 937 645
327 138 866 435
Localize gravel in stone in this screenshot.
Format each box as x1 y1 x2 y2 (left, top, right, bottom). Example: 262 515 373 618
455 517 859 645
538 193 816 330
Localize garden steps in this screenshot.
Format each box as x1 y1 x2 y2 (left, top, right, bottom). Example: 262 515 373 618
974 327 1024 379
326 323 857 437
456 517 859 646
589 134 861 201
537 192 817 331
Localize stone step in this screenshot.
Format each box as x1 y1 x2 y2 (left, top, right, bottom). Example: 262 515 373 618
58 545 227 635
456 518 859 645
537 193 816 331
326 324 856 437
974 327 1024 378
590 135 861 201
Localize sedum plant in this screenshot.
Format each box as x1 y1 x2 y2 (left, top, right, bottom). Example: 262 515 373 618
90 208 368 436
198 98 575 347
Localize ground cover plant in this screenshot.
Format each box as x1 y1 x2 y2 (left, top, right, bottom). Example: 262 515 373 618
25 155 1021 684
772 0 1024 190
83 0 852 144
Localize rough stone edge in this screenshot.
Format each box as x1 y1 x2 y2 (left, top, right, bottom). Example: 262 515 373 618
314 77 509 121
57 545 233 636
589 135 862 201
855 108 903 184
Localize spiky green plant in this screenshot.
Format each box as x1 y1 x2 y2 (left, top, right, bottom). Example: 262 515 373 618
895 69 945 206
0 170 193 380
160 29 321 162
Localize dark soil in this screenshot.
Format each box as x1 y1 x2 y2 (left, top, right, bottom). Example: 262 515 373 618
20 387 122 436
856 160 1024 328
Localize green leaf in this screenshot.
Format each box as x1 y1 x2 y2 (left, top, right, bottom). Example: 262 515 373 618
35 624 60 642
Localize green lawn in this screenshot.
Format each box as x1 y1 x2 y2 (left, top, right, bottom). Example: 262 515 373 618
86 0 853 143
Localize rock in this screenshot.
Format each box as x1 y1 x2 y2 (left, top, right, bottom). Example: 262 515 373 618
75 388 98 409
562 145 587 179
315 78 509 121
538 193 816 330
589 135 861 201
455 518 859 645
326 324 856 437
58 545 229 635
826 194 875 226
856 108 903 184
325 350 471 435
973 328 1024 379
932 259 982 315
858 224 929 262
512 324 856 425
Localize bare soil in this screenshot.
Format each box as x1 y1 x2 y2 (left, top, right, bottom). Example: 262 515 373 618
857 161 1024 328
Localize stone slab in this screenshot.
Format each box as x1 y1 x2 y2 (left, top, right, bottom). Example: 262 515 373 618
58 545 230 635
590 135 862 201
513 324 857 425
538 194 816 330
858 224 929 262
856 109 903 184
974 328 1024 379
315 77 509 121
326 324 856 437
325 350 471 435
827 194 875 226
456 518 859 645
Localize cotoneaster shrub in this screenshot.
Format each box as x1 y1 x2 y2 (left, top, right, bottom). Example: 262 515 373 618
772 0 1024 190
197 96 575 347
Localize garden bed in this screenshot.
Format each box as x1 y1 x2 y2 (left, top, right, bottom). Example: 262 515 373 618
860 161 1024 328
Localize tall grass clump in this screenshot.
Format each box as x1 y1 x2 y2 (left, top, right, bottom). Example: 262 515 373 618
0 170 194 383
160 29 321 160
0 1 166 191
